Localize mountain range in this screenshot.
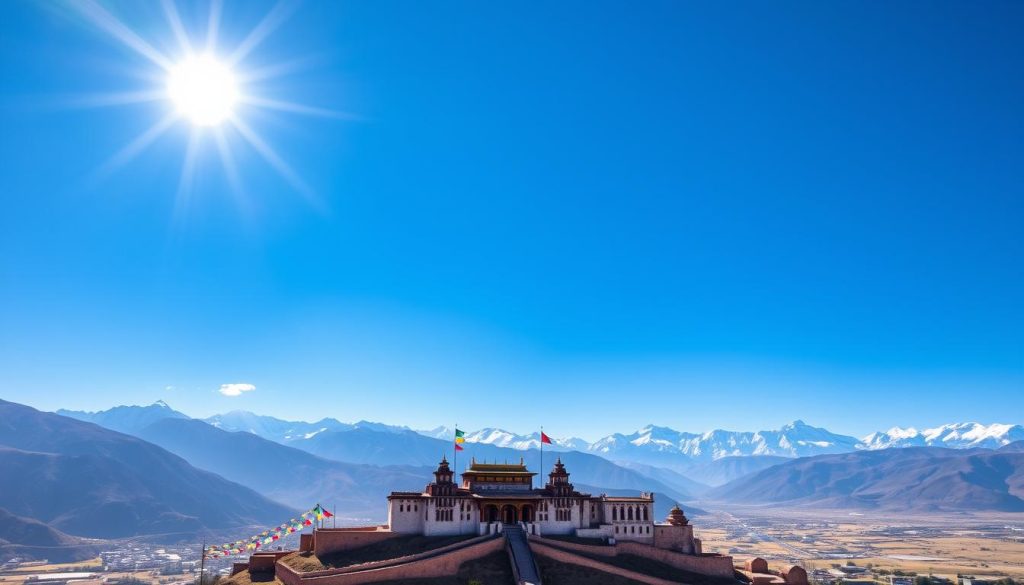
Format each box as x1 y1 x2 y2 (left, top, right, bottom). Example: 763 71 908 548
58 401 1024 493
6 397 1024 562
707 443 1024 512
192 407 1024 467
0 399 295 540
57 402 695 513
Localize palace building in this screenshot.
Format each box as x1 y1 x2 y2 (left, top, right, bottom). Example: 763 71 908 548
228 454 749 585
387 456 687 547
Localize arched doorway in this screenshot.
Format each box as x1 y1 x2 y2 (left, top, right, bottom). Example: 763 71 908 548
501 504 518 524
484 505 499 523
521 504 534 523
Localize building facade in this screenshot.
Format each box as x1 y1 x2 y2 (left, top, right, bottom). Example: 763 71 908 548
387 456 659 542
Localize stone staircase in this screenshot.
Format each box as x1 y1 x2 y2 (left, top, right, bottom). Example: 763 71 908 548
503 524 542 585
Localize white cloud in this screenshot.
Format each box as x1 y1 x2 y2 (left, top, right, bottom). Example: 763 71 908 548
219 383 256 397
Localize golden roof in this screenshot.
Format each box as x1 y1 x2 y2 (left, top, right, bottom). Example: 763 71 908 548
464 457 535 474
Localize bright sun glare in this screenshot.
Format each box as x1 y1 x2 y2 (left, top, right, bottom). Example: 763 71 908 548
64 0 349 204
166 55 238 127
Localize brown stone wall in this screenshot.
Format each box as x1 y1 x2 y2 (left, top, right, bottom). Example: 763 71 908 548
746 558 769 573
782 565 808 585
248 552 291 573
528 535 736 579
618 542 735 578
530 541 678 585
528 536 616 557
312 528 400 557
653 524 696 553
276 537 503 585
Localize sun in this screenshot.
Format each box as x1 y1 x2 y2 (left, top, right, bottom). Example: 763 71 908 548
166 55 239 127
64 0 350 204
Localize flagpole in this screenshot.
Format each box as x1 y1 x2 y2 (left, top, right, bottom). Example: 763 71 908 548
453 422 457 491
540 425 543 490
198 539 206 585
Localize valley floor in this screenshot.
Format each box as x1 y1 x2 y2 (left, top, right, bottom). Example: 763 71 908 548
692 507 1024 579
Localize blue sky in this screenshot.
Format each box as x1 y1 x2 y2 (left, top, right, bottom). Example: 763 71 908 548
1 1 1021 440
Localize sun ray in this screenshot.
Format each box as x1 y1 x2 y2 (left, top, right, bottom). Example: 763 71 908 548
229 115 318 205
70 0 174 70
173 129 202 221
240 95 358 120
96 113 178 178
161 0 192 55
67 0 344 205
228 0 300 67
46 89 167 110
235 55 324 85
213 126 245 207
206 0 223 51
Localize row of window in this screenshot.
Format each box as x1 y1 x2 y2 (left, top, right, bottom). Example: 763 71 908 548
615 525 651 535
537 509 572 522
611 505 649 522
398 503 419 512
432 509 474 522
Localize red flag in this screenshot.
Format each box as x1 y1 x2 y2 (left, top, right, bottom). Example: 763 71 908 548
323 508 333 519
540 432 552 445
455 443 464 451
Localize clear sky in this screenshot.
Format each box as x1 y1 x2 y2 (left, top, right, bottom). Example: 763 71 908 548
1 1 1021 440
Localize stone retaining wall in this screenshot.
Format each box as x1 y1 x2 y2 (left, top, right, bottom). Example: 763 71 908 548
249 551 293 572
530 541 679 585
277 535 502 585
312 528 398 557
619 542 735 579
530 535 736 579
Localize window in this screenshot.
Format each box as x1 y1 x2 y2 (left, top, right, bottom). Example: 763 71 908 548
615 526 619 534
399 504 404 512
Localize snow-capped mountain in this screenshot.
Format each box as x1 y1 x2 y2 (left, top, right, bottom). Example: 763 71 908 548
465 428 588 451
416 426 589 450
860 422 1024 451
54 401 1024 476
204 411 414 443
205 410 354 441
586 420 862 470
